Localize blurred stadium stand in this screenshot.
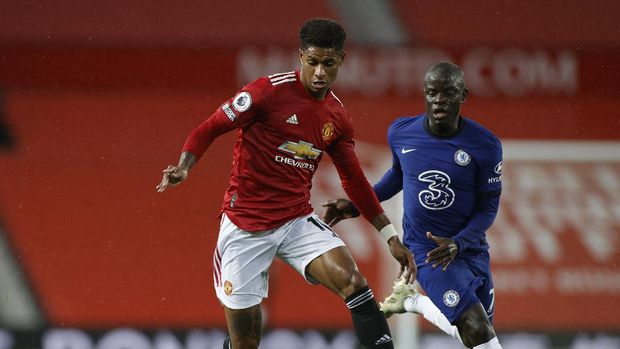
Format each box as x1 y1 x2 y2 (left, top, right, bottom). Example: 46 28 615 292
392 0 620 48
0 1 619 348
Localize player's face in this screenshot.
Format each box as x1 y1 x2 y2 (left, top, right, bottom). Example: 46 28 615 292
423 71 468 135
299 46 344 100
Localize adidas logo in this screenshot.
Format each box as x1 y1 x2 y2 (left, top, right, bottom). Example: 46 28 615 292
375 334 392 345
286 114 298 124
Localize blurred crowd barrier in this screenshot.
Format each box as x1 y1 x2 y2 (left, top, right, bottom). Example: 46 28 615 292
2 328 620 349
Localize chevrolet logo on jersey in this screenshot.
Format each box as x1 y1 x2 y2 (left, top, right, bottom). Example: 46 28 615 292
278 141 322 160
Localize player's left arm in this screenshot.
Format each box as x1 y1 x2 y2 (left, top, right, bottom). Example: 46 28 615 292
451 191 501 253
427 192 501 269
328 135 415 283
453 138 503 252
322 122 404 221
427 138 503 270
325 164 403 221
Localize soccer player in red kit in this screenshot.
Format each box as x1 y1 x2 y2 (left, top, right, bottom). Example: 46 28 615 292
156 18 415 349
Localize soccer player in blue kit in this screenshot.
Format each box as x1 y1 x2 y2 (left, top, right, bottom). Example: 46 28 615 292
322 62 504 349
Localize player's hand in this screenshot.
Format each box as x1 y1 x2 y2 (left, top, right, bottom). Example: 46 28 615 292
321 198 354 227
387 236 416 284
425 232 458 271
156 165 188 192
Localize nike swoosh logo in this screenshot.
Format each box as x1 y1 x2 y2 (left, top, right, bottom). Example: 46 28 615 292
401 148 416 154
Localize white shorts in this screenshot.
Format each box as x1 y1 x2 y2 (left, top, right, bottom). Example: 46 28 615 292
213 212 345 309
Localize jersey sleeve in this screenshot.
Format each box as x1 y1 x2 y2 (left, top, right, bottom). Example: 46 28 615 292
452 192 500 252
182 78 271 160
477 137 503 193
453 137 503 252
349 121 403 218
373 122 404 200
327 116 384 222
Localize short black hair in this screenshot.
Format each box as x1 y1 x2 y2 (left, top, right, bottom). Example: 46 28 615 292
299 18 346 54
425 61 466 91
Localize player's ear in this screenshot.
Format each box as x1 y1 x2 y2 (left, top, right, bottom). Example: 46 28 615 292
299 49 304 64
461 88 469 103
340 50 346 64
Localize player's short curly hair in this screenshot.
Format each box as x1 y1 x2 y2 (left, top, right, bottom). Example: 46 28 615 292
299 18 346 54
426 61 467 91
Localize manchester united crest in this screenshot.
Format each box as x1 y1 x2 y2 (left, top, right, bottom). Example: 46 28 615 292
322 122 335 141
224 280 233 296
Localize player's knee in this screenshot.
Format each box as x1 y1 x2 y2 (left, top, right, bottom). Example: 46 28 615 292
456 314 496 348
350 270 367 289
340 269 367 296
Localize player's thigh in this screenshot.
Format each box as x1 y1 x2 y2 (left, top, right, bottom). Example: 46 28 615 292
466 250 496 322
305 245 368 298
214 214 278 310
224 304 262 347
276 213 353 289
417 259 485 324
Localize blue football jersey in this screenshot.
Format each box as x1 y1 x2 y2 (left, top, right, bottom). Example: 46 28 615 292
377 114 502 261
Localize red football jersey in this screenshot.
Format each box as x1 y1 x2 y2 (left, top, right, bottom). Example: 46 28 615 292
183 71 383 231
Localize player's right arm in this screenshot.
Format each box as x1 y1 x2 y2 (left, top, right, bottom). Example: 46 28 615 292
155 78 270 193
321 163 403 224
154 108 235 193
156 151 195 192
325 118 415 282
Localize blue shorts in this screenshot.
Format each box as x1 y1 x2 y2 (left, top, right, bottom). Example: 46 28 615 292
416 250 495 324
